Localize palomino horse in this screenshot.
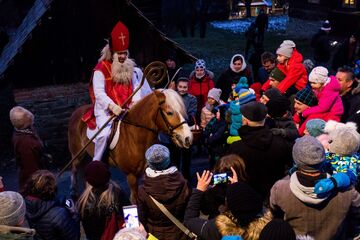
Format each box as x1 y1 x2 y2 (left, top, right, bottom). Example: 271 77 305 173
68 89 192 202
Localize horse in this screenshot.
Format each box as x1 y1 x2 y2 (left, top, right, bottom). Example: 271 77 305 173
68 89 193 202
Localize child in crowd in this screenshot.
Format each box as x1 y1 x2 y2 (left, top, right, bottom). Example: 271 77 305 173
227 78 256 144
203 105 228 168
304 118 330 149
261 40 308 97
201 88 223 128
302 66 344 122
315 121 360 195
189 59 215 120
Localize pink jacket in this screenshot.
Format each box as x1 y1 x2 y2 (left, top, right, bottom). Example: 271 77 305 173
302 76 344 120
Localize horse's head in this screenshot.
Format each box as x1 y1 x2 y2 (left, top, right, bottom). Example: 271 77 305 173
155 89 193 148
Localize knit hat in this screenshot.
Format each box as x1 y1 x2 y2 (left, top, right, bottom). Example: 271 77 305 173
269 67 286 82
237 88 256 105
234 77 249 92
276 40 296 58
0 191 26 226
226 182 263 226
145 144 171 170
292 136 325 173
305 119 326 137
9 106 34 130
241 101 267 122
295 87 318 107
195 59 206 69
208 88 222 103
266 95 290 118
85 161 111 188
321 20 331 31
325 121 360 155
113 227 147 240
263 88 282 100
259 219 296 240
309 66 329 84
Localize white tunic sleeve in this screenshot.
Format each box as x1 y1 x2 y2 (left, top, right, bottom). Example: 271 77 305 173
93 71 115 115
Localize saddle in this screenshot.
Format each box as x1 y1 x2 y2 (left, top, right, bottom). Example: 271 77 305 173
86 115 124 150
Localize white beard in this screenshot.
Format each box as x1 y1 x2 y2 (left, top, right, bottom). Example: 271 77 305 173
111 54 135 84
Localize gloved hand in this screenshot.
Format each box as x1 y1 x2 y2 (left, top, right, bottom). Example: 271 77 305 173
109 104 123 116
314 172 351 195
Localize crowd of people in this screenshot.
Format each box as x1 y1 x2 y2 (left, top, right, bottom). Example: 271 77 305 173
1 19 360 240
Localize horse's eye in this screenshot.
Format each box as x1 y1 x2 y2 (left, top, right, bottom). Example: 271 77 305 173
166 111 173 116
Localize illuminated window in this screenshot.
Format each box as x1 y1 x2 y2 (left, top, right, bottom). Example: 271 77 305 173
343 0 356 7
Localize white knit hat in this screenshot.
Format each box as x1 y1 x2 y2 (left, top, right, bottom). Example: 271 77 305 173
0 191 26 226
208 88 222 103
309 66 329 84
276 40 296 58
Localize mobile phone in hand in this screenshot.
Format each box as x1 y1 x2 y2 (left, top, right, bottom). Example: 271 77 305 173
212 172 228 185
123 205 140 228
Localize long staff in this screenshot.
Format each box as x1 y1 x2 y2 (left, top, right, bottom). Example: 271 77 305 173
57 61 167 178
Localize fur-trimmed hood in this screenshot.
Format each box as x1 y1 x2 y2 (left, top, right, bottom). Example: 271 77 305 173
215 211 272 240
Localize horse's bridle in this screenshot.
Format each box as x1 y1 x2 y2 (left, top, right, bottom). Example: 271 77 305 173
121 94 187 135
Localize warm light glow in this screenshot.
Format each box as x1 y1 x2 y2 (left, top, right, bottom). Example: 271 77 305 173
343 0 356 5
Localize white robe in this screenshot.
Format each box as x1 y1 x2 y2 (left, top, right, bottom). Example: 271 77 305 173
92 67 152 160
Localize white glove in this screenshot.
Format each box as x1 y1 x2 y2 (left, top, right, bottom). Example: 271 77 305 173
109 104 123 116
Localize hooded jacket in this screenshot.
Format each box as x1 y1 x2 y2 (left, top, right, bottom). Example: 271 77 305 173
138 168 190 240
227 126 293 199
270 172 360 240
302 76 344 120
262 49 308 94
25 197 80 240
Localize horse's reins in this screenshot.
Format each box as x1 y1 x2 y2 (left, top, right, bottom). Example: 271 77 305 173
120 95 187 135
57 61 167 178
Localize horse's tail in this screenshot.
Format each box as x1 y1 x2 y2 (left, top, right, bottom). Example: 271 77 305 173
68 105 91 162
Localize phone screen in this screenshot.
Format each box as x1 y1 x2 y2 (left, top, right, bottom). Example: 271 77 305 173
212 172 228 185
123 205 140 228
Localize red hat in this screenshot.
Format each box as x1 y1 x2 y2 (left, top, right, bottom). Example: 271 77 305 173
111 21 129 52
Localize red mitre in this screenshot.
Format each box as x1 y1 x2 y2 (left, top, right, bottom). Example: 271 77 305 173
111 21 129 52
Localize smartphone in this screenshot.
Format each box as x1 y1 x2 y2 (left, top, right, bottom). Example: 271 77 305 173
212 172 228 185
123 205 140 228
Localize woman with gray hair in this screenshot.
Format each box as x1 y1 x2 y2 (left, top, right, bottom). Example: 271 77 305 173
9 106 47 192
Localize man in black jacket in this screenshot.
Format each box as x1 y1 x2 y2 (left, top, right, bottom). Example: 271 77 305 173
228 102 293 201
336 66 360 132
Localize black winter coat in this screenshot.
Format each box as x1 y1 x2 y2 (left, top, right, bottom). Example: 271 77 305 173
216 67 252 101
227 125 293 200
184 189 221 240
25 197 80 240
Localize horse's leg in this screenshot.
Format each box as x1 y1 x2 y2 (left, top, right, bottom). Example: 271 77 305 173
127 173 138 204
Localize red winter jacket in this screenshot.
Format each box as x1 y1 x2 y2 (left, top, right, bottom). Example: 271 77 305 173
189 74 215 113
262 49 308 94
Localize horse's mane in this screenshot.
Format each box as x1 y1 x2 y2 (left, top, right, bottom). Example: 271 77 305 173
129 89 186 118
161 89 187 118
